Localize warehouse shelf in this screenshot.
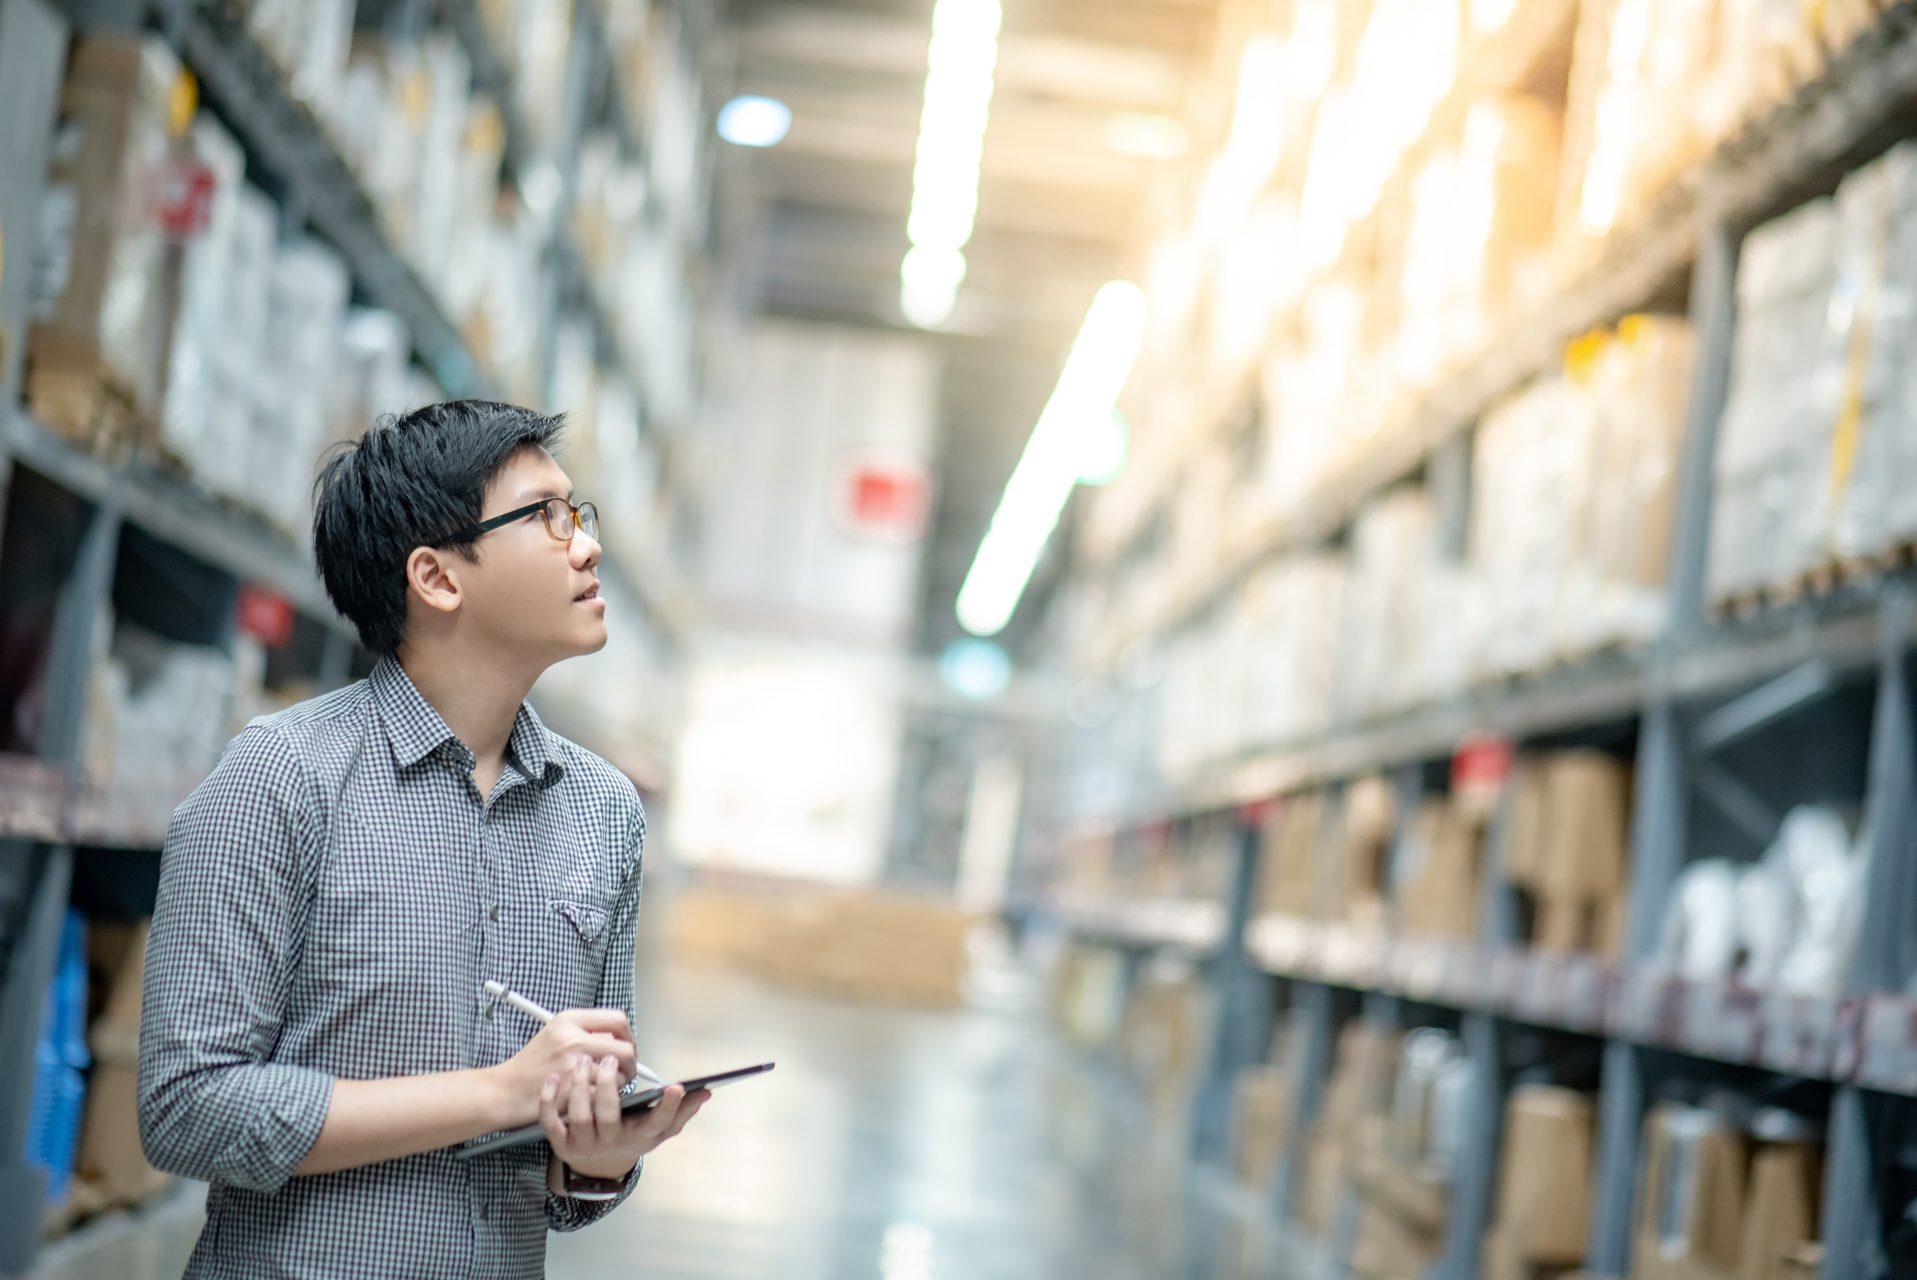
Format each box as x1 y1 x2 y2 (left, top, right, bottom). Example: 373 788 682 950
174 4 498 400
1046 893 1228 956
1094 2 1917 659
1236 917 1873 1092
1068 589 1917 839
0 407 343 630
1098 0 1585 575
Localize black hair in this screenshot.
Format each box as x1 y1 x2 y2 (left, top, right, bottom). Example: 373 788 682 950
312 400 566 657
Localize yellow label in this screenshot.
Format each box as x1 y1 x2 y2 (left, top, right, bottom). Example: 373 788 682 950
1563 330 1608 384
169 69 198 137
1617 313 1653 346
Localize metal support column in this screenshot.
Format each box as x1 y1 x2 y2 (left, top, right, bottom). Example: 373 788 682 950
0 495 118 1269
1273 980 1335 1224
1817 588 1916 1280
0 0 70 405
1191 809 1269 1165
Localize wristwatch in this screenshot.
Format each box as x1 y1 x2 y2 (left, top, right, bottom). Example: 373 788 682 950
561 1161 637 1201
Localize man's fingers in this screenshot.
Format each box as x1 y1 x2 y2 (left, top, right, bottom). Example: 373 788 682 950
560 1008 636 1038
568 1057 596 1139
538 1073 568 1154
580 1034 637 1074
662 1091 708 1141
592 1055 621 1132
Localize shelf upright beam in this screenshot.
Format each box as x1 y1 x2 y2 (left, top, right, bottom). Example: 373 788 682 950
1272 979 1335 1225
1819 585 1916 1280
1191 806 1269 1166
1589 207 1740 1280
0 486 119 1268
1435 779 1519 1280
0 0 68 409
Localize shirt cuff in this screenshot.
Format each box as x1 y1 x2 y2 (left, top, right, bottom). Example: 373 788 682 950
236 1064 335 1194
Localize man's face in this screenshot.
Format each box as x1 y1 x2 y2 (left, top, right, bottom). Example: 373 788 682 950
455 446 609 663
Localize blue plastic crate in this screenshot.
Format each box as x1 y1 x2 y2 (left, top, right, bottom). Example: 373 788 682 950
25 1044 86 1208
48 909 90 1070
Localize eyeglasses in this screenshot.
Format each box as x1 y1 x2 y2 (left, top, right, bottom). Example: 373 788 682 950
453 497 600 545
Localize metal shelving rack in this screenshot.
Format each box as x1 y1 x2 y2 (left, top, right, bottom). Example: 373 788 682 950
0 0 695 1265
1044 7 1917 1280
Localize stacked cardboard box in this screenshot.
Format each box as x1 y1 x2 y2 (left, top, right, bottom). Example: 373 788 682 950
1234 1058 1293 1194
1711 143 1917 602
1348 1028 1469 1279
1486 1087 1597 1280
1335 776 1397 931
1255 790 1328 920
666 879 977 1008
1116 969 1212 1118
74 920 172 1211
1298 1022 1400 1236
1469 317 1694 678
1394 799 1483 942
28 34 179 447
1506 751 1632 958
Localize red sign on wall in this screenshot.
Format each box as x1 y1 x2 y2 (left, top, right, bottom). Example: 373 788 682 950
236 585 295 648
832 454 931 544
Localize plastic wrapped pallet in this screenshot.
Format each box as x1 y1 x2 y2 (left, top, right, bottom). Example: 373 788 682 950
1710 197 1844 602
28 34 180 441
1826 144 1917 563
191 185 277 506
1335 490 1441 720
159 118 245 469
261 239 350 534
409 36 472 300
1396 96 1560 391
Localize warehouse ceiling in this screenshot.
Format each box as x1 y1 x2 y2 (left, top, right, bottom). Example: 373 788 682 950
711 0 1222 657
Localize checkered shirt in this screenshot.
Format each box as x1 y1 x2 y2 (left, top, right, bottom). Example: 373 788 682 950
139 657 647 1279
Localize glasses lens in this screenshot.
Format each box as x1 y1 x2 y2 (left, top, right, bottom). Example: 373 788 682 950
541 498 575 541
577 502 599 541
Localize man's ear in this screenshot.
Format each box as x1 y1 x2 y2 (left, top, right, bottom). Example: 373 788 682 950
406 545 465 617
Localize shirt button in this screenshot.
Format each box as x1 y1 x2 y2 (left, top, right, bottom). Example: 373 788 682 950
479 1202 490 1221
487 904 499 921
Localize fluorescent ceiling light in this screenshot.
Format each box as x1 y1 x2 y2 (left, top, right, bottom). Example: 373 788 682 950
717 95 792 148
900 0 1002 329
956 282 1147 637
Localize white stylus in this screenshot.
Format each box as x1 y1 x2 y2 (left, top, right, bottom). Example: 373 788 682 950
482 980 664 1085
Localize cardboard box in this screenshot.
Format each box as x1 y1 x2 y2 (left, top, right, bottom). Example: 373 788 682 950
1494 1086 1596 1266
1632 1106 1748 1280
1234 1064 1292 1193
1340 776 1397 927
84 918 149 1066
76 1060 173 1209
28 34 180 439
1350 1196 1443 1279
1738 1143 1822 1280
1541 751 1631 900
1299 1133 1351 1236
666 880 977 1008
1396 800 1481 941
1258 791 1325 919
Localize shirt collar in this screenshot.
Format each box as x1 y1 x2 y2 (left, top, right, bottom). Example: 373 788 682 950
371 658 564 789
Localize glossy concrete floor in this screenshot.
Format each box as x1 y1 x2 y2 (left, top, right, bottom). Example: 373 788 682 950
31 943 1289 1279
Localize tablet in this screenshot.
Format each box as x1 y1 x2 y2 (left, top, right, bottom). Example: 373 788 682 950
454 1062 776 1159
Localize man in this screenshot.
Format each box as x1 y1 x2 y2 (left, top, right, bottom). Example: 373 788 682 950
139 401 704 1278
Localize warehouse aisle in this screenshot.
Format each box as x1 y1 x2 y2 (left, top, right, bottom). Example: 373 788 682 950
32 953 1285 1280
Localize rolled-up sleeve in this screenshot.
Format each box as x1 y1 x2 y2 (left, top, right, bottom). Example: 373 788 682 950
138 722 335 1194
547 795 646 1232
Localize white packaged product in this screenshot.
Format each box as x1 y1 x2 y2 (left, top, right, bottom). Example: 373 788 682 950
160 119 245 466
1658 859 1740 981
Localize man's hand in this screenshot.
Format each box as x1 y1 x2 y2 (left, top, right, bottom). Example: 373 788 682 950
541 1054 711 1182
490 1009 638 1127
